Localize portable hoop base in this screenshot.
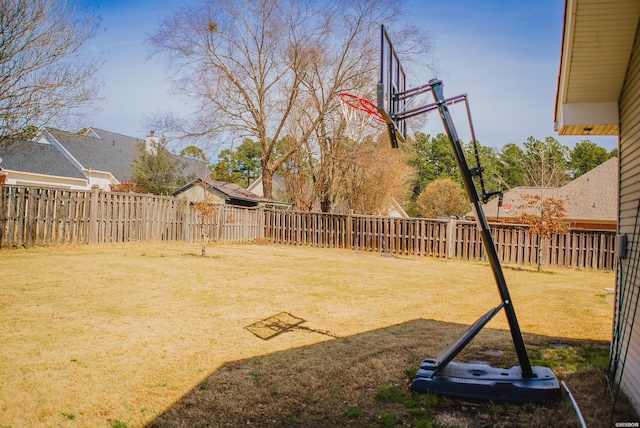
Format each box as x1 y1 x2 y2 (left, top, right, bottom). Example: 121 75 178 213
411 362 561 403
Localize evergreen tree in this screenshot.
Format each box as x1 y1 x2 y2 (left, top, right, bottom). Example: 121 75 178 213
180 145 208 163
569 140 613 178
131 137 187 195
210 139 261 186
407 132 460 198
498 143 529 189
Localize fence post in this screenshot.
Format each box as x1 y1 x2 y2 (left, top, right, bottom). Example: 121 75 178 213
446 217 456 259
0 186 6 248
259 206 265 239
88 189 99 244
598 233 605 269
347 210 353 250
183 200 190 242
25 187 40 248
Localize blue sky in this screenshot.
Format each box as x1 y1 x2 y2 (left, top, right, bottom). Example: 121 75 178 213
83 0 618 154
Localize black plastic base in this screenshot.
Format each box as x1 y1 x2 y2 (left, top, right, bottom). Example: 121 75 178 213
411 361 561 403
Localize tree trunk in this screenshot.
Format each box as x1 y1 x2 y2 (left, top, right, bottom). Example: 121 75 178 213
537 235 546 271
201 219 208 257
320 194 332 213
262 168 274 200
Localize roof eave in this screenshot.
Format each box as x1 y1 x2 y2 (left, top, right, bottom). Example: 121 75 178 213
554 0 640 137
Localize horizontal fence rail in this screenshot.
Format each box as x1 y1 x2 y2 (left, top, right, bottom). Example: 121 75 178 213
1 185 616 270
263 210 616 269
0 185 262 248
264 210 349 249
189 204 264 243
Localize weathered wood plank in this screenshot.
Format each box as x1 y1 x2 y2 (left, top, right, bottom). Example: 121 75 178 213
0 185 619 271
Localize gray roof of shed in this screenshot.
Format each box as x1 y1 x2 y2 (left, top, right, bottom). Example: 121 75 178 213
212 180 272 202
0 140 85 179
174 178 283 204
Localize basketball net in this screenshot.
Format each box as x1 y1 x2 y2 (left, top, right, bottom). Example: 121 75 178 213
338 91 385 142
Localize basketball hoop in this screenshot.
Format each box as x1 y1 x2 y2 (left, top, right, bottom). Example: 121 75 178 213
338 91 385 141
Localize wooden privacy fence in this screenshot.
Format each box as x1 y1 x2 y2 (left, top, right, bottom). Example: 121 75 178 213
263 210 349 249
187 203 264 243
1 185 616 270
0 186 263 248
263 209 617 270
451 220 617 270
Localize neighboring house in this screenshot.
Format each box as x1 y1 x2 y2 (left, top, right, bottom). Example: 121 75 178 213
38 128 207 190
248 175 408 217
385 199 409 218
40 127 143 189
247 174 289 203
173 178 287 208
1 127 206 191
0 139 89 189
555 0 640 413
478 157 618 231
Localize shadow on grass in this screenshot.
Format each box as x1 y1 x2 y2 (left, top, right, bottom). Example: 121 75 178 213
147 319 638 428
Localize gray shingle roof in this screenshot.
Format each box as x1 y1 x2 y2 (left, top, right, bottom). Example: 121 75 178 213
46 127 141 182
211 179 272 202
178 155 209 180
555 157 618 221
174 178 282 205
45 127 207 183
0 140 85 180
480 157 618 222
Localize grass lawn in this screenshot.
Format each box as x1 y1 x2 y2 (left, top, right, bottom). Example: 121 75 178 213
0 242 637 427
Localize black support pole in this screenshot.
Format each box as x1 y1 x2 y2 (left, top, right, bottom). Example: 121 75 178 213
429 79 534 378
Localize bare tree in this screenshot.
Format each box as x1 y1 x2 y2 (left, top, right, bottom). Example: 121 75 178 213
0 0 102 144
521 137 571 188
336 136 413 215
276 3 431 212
193 198 219 257
517 193 568 271
148 0 429 201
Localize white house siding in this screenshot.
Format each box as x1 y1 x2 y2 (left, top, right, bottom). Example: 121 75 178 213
616 21 640 412
3 170 89 190
84 171 117 191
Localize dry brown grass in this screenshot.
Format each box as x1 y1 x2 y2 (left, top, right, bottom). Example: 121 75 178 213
0 242 635 427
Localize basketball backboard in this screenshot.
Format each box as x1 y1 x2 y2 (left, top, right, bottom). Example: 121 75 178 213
377 25 407 148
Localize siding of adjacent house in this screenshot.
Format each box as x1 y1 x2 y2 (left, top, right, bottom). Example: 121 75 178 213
616 21 640 411
173 182 226 205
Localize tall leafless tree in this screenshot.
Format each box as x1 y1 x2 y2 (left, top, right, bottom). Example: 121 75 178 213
148 0 431 202
335 135 413 215
520 136 571 188
292 4 431 212
0 0 102 144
